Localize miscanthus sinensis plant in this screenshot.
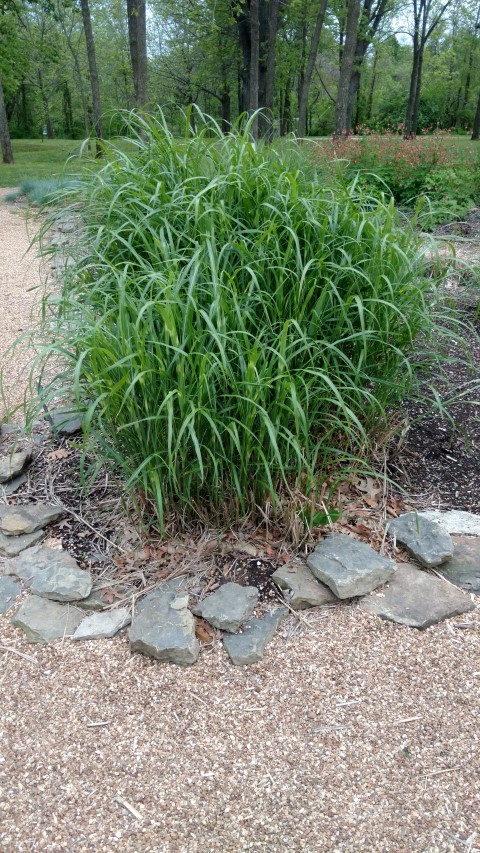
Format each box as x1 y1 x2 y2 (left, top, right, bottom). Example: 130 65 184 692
33 110 454 531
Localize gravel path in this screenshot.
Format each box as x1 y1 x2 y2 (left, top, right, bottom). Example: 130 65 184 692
0 198 479 852
0 193 41 418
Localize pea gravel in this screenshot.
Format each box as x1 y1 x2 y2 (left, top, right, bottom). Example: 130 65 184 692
0 195 41 416
0 603 479 851
0 199 479 852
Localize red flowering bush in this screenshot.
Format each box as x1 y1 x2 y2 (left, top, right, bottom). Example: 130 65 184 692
305 132 480 222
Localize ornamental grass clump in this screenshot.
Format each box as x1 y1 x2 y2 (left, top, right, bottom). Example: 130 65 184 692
35 110 449 530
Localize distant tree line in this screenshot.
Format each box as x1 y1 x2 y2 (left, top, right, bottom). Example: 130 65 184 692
2 0 480 161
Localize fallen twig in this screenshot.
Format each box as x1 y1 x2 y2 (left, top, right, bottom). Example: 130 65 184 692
0 645 38 664
115 795 143 821
424 765 462 778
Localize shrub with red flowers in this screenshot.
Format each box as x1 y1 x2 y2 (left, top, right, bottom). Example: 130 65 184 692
305 132 480 224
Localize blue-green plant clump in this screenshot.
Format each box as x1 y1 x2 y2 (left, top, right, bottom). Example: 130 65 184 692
33 109 452 530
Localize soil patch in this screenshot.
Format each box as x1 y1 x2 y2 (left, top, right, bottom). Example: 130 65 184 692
389 210 480 510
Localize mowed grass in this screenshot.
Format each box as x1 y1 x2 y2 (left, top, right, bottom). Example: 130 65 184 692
0 139 90 187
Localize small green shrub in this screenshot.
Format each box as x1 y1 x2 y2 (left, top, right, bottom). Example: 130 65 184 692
32 110 457 530
7 178 79 205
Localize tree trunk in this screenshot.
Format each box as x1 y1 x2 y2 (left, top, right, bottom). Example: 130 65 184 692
405 0 454 137
411 44 424 135
297 10 308 114
237 8 251 116
63 81 74 136
334 0 361 136
472 91 480 140
236 0 280 138
347 67 361 131
365 48 377 122
461 45 474 114
126 0 148 109
346 35 366 131
404 33 420 136
258 0 281 139
0 76 14 164
298 0 329 137
220 89 231 133
80 0 103 155
249 0 260 138
37 69 54 138
280 81 292 134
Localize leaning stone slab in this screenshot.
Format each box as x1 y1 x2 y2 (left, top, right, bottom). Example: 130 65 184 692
388 512 453 567
73 608 131 640
0 451 31 483
4 545 92 601
0 503 64 536
435 536 480 594
192 582 259 632
0 576 21 613
0 528 44 557
12 595 83 642
49 407 84 435
223 607 288 665
272 561 338 610
76 584 127 611
129 589 199 665
420 510 480 537
134 577 189 615
306 534 396 599
0 473 27 496
359 562 475 628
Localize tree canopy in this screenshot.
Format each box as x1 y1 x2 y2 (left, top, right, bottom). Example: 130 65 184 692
1 0 480 144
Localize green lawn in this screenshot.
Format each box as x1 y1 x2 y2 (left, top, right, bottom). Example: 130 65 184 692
0 139 93 188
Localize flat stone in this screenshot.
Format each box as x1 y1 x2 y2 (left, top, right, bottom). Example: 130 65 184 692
129 589 199 665
0 503 64 535
359 562 475 628
223 607 288 665
0 451 31 483
436 536 480 594
0 423 21 437
0 528 44 557
11 595 83 643
4 545 92 601
72 608 131 640
0 576 21 613
272 561 338 609
306 534 396 599
388 512 453 567
49 233 69 247
192 582 259 632
420 510 480 537
0 473 28 496
56 215 78 233
49 407 84 435
75 585 127 611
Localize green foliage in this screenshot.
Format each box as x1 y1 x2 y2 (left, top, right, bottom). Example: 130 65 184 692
32 110 455 530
